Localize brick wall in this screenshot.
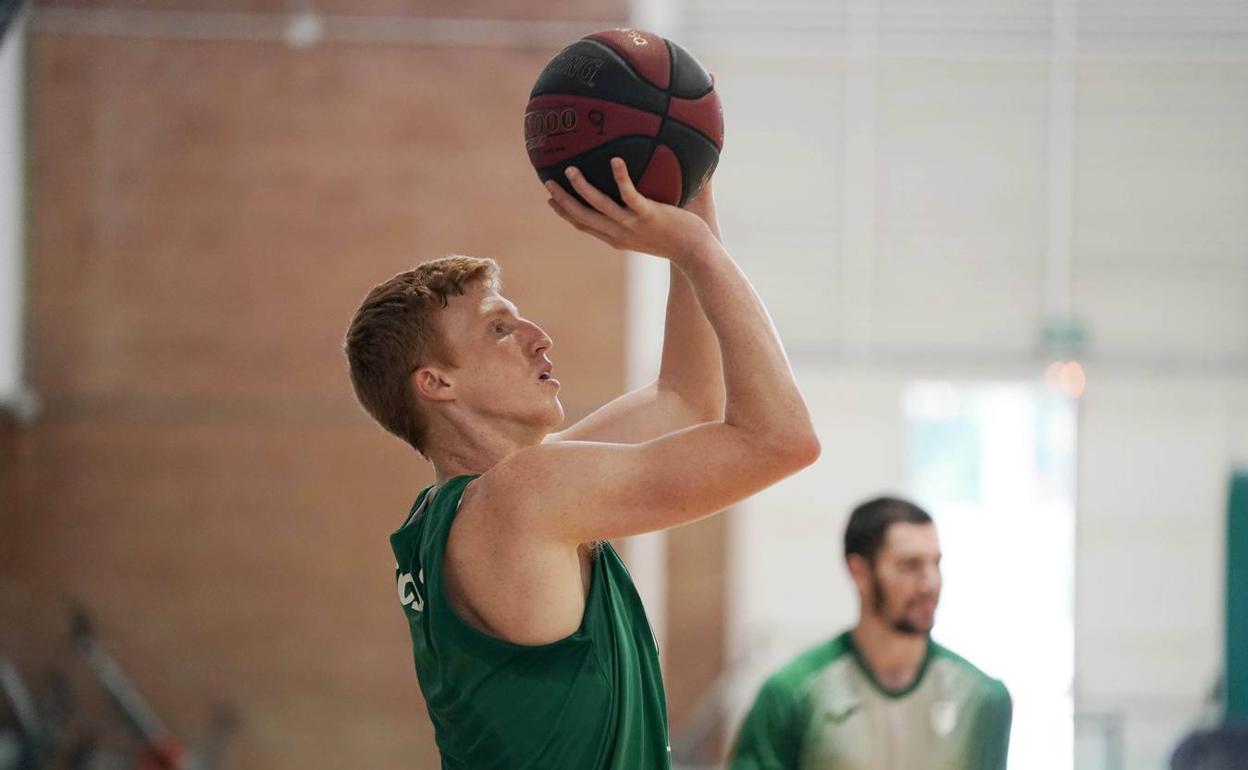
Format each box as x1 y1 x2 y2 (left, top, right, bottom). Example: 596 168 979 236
4 6 650 766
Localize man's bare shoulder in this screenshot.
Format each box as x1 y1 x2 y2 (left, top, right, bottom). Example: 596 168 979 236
482 440 618 499
464 439 630 542
471 444 549 514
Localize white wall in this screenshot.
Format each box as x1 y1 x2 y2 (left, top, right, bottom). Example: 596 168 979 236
1073 61 1248 362
673 1 1248 767
728 366 911 670
1077 374 1248 769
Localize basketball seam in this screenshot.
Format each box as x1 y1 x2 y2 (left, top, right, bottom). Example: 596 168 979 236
530 38 714 139
661 115 722 154
661 37 719 149
663 38 714 100
533 135 658 177
664 38 676 96
644 141 684 207
580 35 713 101
594 37 718 154
529 41 668 118
657 118 721 206
583 36 670 93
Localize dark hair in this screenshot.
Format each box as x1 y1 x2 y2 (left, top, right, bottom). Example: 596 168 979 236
843 496 933 562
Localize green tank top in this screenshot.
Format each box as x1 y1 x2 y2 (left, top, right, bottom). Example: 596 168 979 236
390 475 672 769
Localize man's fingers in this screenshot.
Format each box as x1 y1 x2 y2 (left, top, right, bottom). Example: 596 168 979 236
610 157 648 211
545 180 609 227
545 182 628 244
564 167 630 223
548 197 615 242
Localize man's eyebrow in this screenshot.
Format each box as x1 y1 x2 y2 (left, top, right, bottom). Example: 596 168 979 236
482 302 519 319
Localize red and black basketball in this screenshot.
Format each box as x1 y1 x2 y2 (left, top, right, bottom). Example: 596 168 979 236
524 28 724 208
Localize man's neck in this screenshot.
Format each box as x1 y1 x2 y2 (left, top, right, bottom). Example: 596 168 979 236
850 616 929 692
430 442 511 485
427 418 548 485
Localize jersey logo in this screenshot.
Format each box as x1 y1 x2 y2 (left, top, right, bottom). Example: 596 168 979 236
826 704 859 724
397 568 426 612
930 700 958 736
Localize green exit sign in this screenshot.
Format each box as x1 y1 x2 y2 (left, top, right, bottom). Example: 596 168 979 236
1042 317 1088 356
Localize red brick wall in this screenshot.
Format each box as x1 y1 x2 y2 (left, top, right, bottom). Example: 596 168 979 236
0 414 19 567
8 13 646 767
6 4 732 765
667 515 730 757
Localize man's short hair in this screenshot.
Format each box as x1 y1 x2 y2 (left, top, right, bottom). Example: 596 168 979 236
843 496 933 562
344 256 500 456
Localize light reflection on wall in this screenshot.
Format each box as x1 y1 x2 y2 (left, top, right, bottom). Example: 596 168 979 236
906 382 1077 770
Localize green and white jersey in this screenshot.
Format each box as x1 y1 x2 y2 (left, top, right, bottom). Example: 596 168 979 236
731 631 1011 770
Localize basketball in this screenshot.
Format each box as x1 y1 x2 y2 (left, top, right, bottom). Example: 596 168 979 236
524 28 724 208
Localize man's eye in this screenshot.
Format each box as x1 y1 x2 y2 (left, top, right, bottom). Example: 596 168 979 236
492 323 507 334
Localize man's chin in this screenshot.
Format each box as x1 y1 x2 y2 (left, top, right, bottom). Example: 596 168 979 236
891 616 935 636
540 402 565 433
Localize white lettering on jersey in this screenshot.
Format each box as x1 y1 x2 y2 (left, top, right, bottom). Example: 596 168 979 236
397 568 426 612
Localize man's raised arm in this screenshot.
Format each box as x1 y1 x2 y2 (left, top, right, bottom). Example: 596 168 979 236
547 189 725 444
485 158 819 543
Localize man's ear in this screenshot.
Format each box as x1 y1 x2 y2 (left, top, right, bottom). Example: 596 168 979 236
846 554 872 595
412 366 456 403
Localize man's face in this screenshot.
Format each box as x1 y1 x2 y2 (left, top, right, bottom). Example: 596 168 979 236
857 522 942 635
428 282 564 434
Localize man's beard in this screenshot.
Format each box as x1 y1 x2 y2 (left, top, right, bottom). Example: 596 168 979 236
870 571 933 636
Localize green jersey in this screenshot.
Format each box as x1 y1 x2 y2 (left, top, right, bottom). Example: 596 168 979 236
389 475 672 769
731 631 1011 770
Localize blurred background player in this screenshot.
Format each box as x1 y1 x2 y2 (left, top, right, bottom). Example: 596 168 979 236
730 497 1011 770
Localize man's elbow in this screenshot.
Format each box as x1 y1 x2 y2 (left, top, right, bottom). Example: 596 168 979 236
761 424 820 472
786 428 821 469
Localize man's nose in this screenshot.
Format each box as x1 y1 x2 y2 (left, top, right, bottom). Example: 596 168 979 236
527 323 553 356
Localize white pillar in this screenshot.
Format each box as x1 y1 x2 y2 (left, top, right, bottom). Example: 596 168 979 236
0 6 29 415
623 0 678 659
